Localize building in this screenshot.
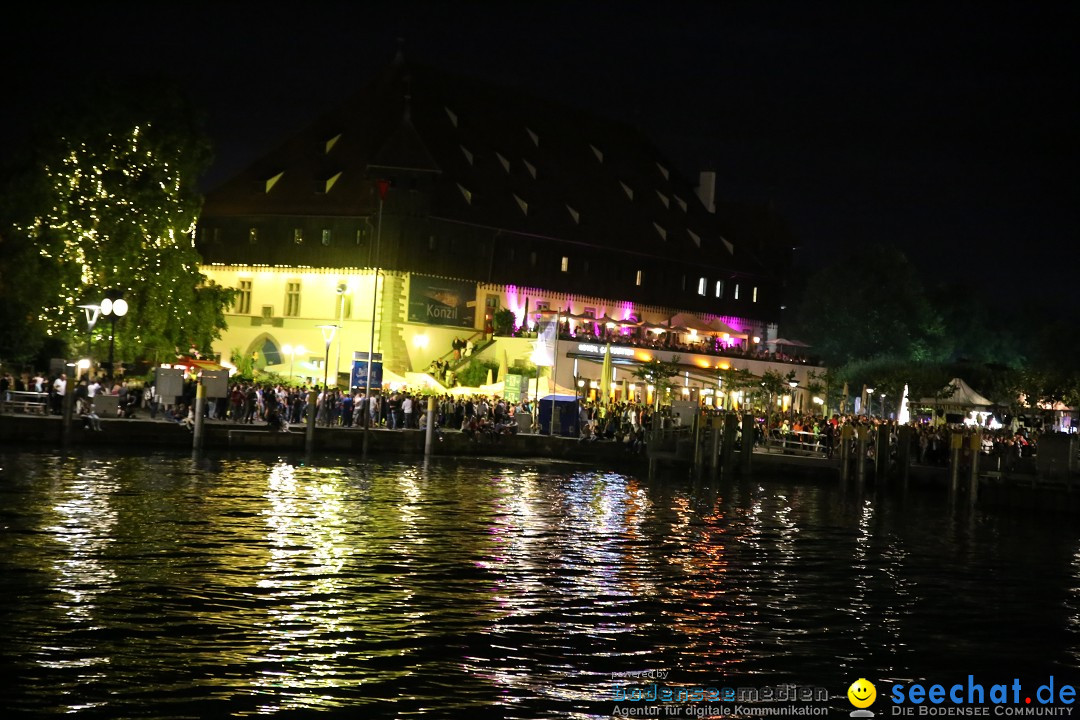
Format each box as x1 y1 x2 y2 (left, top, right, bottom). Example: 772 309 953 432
196 56 813 407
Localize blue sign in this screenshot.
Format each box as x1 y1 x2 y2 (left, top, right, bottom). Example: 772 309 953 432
351 352 383 390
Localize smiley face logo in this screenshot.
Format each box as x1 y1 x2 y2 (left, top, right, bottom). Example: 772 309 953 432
848 678 876 708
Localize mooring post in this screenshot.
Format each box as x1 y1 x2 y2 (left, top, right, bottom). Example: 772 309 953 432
61 362 76 447
722 413 738 477
840 424 853 483
740 413 754 474
192 381 206 450
875 422 890 483
305 390 317 454
969 430 981 504
710 415 722 477
856 425 868 485
897 425 912 489
692 412 704 473
424 395 436 457
949 431 963 496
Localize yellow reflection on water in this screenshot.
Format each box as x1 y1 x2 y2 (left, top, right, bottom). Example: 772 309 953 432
249 461 355 712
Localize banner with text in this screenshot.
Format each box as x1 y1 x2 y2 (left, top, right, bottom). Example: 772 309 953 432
407 275 476 328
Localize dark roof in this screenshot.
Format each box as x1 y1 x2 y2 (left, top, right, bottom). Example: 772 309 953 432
202 61 770 276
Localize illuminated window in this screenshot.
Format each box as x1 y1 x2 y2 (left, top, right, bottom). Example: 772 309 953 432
285 281 301 317
248 227 258 244
561 256 569 272
321 229 331 246
636 270 643 286
715 280 724 298
697 277 707 296
236 280 252 314
734 283 740 300
752 286 758 303
293 228 303 244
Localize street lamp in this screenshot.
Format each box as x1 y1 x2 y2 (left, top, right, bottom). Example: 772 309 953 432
865 387 875 417
788 379 799 422
281 344 306 382
77 303 101 370
100 294 128 384
334 282 348 390
317 325 338 390
880 392 886 419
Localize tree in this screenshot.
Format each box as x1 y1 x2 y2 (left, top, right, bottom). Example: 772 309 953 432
492 308 516 336
631 356 682 410
796 244 946 367
0 78 233 367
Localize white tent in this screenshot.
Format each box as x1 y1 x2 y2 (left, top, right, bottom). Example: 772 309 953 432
919 378 993 409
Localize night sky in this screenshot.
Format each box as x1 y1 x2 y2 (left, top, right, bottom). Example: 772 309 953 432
5 3 1076 296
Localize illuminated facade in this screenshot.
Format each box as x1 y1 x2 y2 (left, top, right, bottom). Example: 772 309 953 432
197 58 799 389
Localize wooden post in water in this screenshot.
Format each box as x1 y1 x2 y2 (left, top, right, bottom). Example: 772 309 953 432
897 425 913 488
692 412 704 473
61 362 76 447
424 395 436 457
949 432 963 496
740 413 754 474
840 424 853 483
969 430 981 504
709 415 722 477
305 390 317 454
875 423 890 483
722 413 738 478
192 382 206 450
856 425 869 485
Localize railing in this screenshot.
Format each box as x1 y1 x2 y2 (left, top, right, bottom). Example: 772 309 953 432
2 391 49 415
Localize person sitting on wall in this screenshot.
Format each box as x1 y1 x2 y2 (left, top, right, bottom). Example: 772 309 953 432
78 396 103 432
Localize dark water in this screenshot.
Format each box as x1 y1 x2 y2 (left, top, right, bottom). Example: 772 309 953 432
0 449 1077 718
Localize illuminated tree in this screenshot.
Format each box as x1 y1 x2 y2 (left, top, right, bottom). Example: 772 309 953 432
0 79 233 367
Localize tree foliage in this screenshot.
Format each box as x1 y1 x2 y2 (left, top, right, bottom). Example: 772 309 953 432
0 78 233 368
796 244 946 367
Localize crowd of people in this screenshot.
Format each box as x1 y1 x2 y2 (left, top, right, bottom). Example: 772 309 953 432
0 368 1053 466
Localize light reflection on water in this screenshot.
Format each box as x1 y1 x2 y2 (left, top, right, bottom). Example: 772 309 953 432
0 450 1077 718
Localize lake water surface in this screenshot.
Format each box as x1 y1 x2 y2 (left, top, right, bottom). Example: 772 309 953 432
1 449 1077 718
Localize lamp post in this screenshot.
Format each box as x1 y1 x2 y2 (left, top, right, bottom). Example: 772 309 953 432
880 392 886 419
363 179 389 455
317 325 338 390
334 282 347 391
282 344 306 382
77 304 101 370
100 294 128 384
788 379 799 423
866 387 875 417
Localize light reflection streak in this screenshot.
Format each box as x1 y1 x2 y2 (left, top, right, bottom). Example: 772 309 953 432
249 462 355 711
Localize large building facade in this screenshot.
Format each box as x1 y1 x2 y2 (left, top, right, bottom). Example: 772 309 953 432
196 58 807 400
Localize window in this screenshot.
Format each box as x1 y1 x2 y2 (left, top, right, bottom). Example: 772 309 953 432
236 280 252 314
285 281 301 317
583 307 596 319
321 229 332 246
343 294 353 319
697 277 707 296
734 283 741 300
715 280 724 298
636 270 643 286
752 286 758 303
248 227 258 244
530 251 537 267
294 228 303 244
429 235 438 251
583 260 590 274
561 256 569 272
